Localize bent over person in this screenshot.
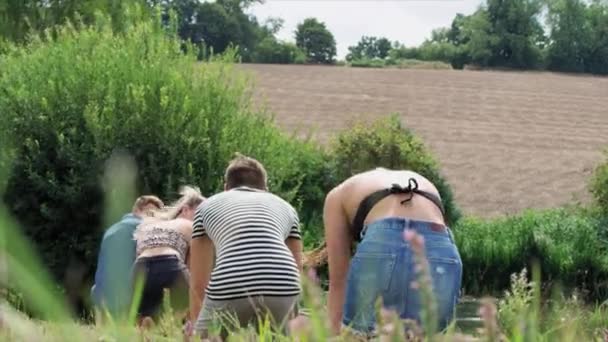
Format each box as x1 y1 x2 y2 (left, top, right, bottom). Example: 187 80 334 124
189 154 303 338
132 186 204 322
92 195 164 318
324 168 462 337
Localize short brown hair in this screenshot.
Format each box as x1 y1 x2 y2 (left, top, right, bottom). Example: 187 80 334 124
224 153 267 190
132 195 164 214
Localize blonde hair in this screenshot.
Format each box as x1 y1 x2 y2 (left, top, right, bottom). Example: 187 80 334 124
150 185 204 221
132 195 164 216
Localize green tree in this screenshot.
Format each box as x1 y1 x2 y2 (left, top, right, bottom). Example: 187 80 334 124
460 9 497 66
295 18 336 64
485 0 545 68
151 0 264 60
346 36 392 61
546 0 590 72
191 2 241 54
0 0 143 43
446 14 469 46
546 0 608 74
376 37 391 59
585 0 608 74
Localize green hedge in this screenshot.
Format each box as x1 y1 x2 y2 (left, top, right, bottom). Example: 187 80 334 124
0 17 328 285
349 58 386 68
252 37 307 64
455 207 608 299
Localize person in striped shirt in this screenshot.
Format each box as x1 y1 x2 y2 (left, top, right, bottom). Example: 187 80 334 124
189 154 303 338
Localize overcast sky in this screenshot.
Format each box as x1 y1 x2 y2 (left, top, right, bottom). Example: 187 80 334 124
249 0 484 59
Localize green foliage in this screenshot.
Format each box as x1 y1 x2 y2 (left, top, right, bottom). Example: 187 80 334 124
386 0 608 74
0 0 148 43
295 18 336 64
456 9 496 67
455 207 608 299
327 115 461 227
546 0 608 74
346 35 392 61
399 2 545 70
546 0 591 73
498 269 535 331
497 268 608 339
184 1 242 55
591 150 608 214
0 14 327 289
349 58 386 68
349 57 452 70
252 36 306 64
484 0 545 68
3 204 608 341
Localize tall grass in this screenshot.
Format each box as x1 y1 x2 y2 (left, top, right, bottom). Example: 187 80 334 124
1 160 606 341
2 199 607 341
455 207 608 299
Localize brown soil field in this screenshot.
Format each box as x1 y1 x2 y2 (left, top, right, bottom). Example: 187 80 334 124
240 64 608 218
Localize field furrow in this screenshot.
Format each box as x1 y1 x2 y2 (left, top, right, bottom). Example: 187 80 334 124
241 64 608 217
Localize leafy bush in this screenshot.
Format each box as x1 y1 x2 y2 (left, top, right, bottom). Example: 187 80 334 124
252 36 306 64
0 16 328 290
591 150 608 214
455 207 608 299
327 115 461 227
416 41 457 63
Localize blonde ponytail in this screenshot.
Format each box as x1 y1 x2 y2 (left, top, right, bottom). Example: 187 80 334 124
149 185 204 221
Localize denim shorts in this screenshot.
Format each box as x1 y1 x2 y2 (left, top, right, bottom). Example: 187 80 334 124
342 217 462 336
131 255 190 319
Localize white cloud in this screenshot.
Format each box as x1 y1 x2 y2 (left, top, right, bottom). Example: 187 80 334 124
249 0 483 59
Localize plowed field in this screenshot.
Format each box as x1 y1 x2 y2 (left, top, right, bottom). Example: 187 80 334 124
241 64 608 217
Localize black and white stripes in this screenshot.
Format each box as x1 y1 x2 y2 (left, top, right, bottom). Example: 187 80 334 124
192 187 301 300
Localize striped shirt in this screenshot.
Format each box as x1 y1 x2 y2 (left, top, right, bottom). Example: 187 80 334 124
192 186 301 300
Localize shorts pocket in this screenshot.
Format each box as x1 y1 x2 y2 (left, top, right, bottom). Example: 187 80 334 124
343 252 397 332
426 255 462 330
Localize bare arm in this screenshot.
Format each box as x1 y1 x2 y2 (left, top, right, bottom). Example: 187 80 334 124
324 187 352 335
189 235 214 322
286 237 303 273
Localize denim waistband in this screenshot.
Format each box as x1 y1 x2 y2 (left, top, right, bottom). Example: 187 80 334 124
359 217 453 242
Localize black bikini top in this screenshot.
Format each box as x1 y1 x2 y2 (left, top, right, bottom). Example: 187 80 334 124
351 178 446 242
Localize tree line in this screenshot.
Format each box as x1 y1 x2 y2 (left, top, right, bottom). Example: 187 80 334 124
0 0 337 64
348 0 608 75
1 0 606 73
